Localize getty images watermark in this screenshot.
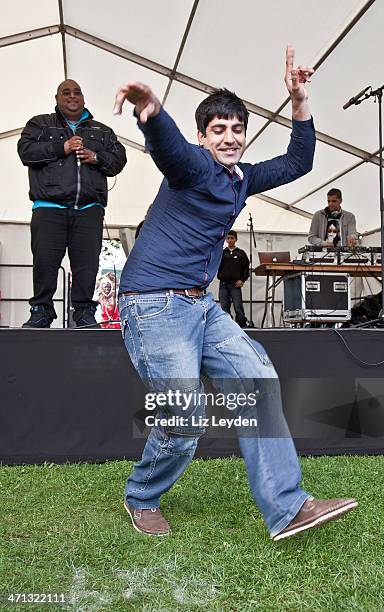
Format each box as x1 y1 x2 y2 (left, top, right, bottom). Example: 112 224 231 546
144 389 259 429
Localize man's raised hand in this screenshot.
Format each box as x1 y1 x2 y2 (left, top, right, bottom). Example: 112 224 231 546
284 45 313 120
284 45 313 101
113 82 161 123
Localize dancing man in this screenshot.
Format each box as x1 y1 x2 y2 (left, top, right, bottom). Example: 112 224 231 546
113 47 357 540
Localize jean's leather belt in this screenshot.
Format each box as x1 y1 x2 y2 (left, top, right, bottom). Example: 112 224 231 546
120 287 206 298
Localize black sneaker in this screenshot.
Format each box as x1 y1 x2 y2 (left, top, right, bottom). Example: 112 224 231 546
73 308 98 328
22 306 54 328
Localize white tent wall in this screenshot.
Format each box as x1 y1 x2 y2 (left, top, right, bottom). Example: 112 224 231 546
0 0 381 230
0 221 307 328
104 147 163 227
293 164 381 232
293 0 384 153
0 223 66 328
0 220 121 328
0 136 31 223
0 0 382 327
1 36 64 135
360 230 382 297
1 213 375 327
0 0 59 36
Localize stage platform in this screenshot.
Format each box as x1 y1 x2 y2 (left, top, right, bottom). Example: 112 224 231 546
1 328 384 464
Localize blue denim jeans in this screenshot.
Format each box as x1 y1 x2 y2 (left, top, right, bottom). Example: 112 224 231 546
119 291 309 536
219 280 248 327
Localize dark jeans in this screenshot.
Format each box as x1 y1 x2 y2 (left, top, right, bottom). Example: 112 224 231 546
219 280 248 327
30 206 104 316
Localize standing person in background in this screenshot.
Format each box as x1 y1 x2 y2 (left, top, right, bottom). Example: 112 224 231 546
18 79 127 328
218 230 249 327
308 188 358 247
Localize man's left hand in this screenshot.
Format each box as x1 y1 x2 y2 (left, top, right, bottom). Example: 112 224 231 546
76 148 98 164
235 280 243 288
284 45 313 120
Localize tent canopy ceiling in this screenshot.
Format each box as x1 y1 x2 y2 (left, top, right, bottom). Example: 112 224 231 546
0 0 381 233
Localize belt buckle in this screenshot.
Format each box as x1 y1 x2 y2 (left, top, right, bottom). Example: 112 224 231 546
185 288 205 298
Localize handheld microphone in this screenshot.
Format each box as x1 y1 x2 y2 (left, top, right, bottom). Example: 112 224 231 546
343 86 370 110
76 138 83 166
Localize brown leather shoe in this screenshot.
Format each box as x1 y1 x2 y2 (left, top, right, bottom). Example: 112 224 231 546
124 500 171 536
273 497 358 541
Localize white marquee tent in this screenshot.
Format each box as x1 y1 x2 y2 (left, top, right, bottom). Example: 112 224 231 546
0 0 382 235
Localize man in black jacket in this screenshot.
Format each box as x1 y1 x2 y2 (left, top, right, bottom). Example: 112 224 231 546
18 79 127 328
217 230 249 327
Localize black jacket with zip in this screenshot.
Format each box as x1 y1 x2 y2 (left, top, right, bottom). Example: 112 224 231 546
17 106 127 208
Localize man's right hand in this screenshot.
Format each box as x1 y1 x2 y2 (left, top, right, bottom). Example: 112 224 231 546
347 235 358 247
113 82 161 123
64 136 83 155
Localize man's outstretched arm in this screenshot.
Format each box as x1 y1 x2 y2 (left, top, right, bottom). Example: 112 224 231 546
113 82 208 188
247 46 315 195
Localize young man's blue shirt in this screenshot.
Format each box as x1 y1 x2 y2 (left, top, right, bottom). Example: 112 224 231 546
119 107 315 293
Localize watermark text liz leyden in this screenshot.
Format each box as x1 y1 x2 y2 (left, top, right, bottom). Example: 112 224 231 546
144 390 258 429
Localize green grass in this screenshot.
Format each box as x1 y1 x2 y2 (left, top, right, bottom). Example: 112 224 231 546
1 456 384 612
